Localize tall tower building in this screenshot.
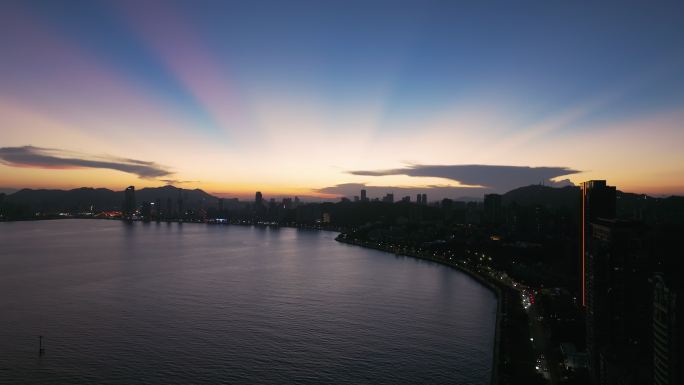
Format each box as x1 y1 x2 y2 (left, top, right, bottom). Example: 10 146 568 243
360 189 367 202
652 272 684 385
585 219 650 384
177 190 184 220
166 197 173 219
581 180 616 306
255 191 263 206
123 186 136 219
483 193 503 225
421 193 427 205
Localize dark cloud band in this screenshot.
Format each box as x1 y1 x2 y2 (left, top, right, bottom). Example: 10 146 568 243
0 146 172 179
348 164 579 192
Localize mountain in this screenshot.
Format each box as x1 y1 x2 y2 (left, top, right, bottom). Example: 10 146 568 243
502 185 580 209
4 185 219 213
136 185 218 210
616 191 684 224
501 185 684 224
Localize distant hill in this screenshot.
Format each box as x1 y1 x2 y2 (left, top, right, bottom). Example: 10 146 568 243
501 184 684 224
4 185 219 213
616 190 684 224
502 185 580 209
136 185 219 210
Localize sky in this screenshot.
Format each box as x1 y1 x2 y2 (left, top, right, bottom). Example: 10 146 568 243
1 0 683 199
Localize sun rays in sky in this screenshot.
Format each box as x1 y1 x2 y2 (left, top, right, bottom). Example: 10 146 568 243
1 1 683 198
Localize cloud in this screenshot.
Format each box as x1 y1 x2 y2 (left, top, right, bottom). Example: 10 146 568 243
159 179 198 185
348 164 580 192
0 146 172 179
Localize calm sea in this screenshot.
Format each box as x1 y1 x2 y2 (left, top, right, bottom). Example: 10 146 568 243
0 220 496 384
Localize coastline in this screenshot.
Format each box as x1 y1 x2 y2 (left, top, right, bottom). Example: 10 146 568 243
334 234 508 385
3 217 527 383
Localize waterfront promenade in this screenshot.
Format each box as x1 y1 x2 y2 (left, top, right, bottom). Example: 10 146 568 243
335 234 543 385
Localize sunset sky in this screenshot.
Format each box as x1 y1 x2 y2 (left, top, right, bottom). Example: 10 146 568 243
1 1 683 199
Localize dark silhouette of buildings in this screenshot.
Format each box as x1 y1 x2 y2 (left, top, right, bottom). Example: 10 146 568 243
382 193 394 203
484 193 503 225
421 193 427 205
652 272 684 385
177 190 184 220
585 218 651 384
581 180 617 306
141 201 151 220
123 186 135 219
360 189 367 202
255 191 263 206
166 197 173 219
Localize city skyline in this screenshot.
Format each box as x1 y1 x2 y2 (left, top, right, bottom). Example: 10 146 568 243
2 1 684 199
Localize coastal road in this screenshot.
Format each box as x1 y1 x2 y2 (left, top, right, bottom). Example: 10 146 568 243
528 300 561 385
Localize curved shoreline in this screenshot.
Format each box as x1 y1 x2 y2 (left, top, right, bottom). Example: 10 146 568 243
335 235 504 385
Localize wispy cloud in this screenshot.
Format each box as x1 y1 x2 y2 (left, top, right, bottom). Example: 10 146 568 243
348 164 579 192
0 146 172 179
159 179 198 185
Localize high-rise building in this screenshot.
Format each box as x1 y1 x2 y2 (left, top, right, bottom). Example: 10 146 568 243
585 218 651 384
581 180 617 307
421 193 427 205
652 272 684 385
416 194 422 204
483 193 503 225
360 189 367 202
382 193 394 203
123 186 135 219
177 190 184 220
255 191 263 206
141 201 152 220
